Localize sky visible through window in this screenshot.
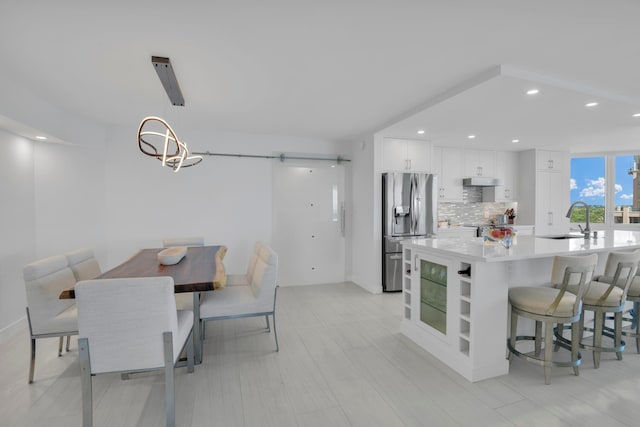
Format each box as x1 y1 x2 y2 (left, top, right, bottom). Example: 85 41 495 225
570 155 635 207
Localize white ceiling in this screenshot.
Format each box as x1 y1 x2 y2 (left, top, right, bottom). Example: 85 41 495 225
380 66 640 152
1 1 640 152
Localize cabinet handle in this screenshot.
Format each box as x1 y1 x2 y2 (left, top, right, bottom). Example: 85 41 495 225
408 159 412 170
414 254 419 271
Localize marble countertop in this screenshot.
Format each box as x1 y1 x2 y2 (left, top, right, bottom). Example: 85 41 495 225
402 230 640 262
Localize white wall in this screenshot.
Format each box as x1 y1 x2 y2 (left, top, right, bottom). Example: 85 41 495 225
0 131 35 339
350 134 380 293
0 130 106 339
34 141 107 259
103 124 350 276
0 71 357 339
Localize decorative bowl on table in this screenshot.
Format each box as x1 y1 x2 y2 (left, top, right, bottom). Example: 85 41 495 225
483 226 515 248
157 246 187 265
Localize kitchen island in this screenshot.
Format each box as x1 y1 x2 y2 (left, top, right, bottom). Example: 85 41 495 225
401 231 640 382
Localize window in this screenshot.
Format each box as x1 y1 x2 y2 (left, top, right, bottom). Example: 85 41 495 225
569 156 605 224
614 155 640 224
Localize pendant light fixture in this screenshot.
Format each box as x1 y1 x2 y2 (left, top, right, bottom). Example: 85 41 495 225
137 56 202 172
137 116 202 172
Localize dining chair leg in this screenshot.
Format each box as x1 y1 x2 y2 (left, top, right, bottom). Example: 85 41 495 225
186 331 194 374
272 313 279 352
58 336 64 357
66 335 71 352
163 332 175 427
28 338 36 384
193 292 202 364
265 315 270 332
78 338 93 427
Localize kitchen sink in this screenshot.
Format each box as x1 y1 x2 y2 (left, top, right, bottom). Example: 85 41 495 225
537 234 585 240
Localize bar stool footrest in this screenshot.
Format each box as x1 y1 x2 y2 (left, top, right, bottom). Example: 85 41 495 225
581 326 626 353
507 335 582 368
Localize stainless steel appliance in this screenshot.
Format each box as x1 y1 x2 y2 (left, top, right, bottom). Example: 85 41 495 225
382 172 438 292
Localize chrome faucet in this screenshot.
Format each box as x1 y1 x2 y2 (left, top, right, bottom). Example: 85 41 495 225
566 201 591 239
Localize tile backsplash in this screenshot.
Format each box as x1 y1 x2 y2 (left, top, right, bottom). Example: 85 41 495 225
438 186 517 225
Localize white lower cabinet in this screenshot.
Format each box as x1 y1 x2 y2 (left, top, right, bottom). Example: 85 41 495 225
401 245 510 382
436 227 477 239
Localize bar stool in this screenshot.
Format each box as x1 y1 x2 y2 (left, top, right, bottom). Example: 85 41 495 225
612 271 640 353
579 250 640 367
507 254 597 384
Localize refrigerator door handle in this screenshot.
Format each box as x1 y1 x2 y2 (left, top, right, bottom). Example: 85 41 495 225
340 202 346 237
410 174 417 234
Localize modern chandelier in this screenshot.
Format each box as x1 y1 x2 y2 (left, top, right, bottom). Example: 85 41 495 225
137 116 203 172
138 56 202 172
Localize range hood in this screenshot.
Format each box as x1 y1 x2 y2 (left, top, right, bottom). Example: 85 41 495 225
463 177 503 187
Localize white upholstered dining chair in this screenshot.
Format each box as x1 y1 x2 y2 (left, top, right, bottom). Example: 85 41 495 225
162 237 204 247
75 276 194 427
226 241 264 286
65 248 101 282
23 254 78 383
199 243 279 357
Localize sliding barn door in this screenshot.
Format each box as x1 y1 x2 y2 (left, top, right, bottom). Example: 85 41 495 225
272 162 346 286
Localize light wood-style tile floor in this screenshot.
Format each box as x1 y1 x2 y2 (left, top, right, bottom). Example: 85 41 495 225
3 282 640 426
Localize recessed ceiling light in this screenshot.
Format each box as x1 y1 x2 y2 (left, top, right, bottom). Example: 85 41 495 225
526 89 539 95
585 102 599 107
511 139 520 143
467 135 476 139
35 136 47 140
633 113 640 117
417 130 425 134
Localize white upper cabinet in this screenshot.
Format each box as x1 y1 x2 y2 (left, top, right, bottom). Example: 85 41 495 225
536 150 566 171
517 149 570 235
382 138 432 172
433 146 463 202
483 151 518 202
535 170 568 235
463 149 495 177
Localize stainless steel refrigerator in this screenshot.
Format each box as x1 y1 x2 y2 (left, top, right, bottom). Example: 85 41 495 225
382 172 438 292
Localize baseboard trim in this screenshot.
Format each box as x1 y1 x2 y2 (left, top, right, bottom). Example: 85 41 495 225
0 316 27 345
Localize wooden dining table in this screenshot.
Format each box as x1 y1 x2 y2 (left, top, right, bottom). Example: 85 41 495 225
60 245 227 364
